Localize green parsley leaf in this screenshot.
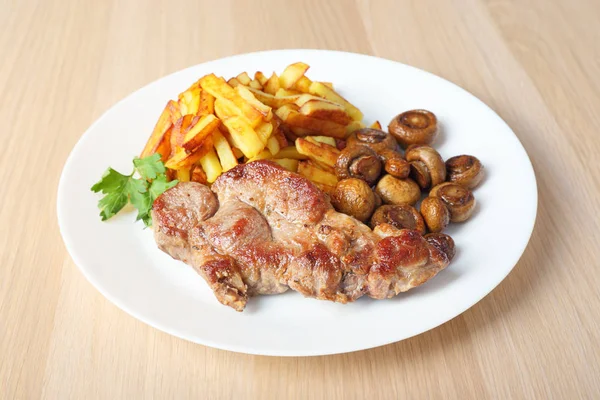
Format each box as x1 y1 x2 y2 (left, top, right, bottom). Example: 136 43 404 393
91 167 131 194
91 155 177 227
149 175 179 202
133 153 165 180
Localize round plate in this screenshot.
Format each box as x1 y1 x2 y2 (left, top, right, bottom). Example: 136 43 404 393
57 50 537 356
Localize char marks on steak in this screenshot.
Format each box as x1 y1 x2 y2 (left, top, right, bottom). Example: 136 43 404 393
152 160 451 311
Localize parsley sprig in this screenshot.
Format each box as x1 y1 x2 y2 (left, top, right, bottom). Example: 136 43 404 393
91 154 178 226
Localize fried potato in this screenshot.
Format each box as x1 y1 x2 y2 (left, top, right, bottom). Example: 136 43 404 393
214 97 242 120
181 114 220 152
290 127 316 137
255 121 273 145
294 76 312 93
299 99 352 125
264 72 280 95
276 88 302 97
166 100 182 124
270 119 289 148
235 85 272 120
312 182 336 197
200 74 263 127
236 72 252 86
345 120 366 135
213 130 238 172
308 81 363 121
254 71 268 86
279 62 310 89
306 136 336 147
199 148 222 183
232 147 244 159
370 120 382 130
227 77 241 88
178 87 201 115
272 146 308 160
249 79 263 90
198 91 215 115
273 158 299 172
190 164 208 184
247 149 272 162
165 135 214 170
298 161 338 186
320 82 334 89
295 138 340 168
170 114 195 155
266 135 281 156
176 168 191 182
245 87 299 108
222 116 264 158
276 108 347 139
294 93 334 107
141 101 176 161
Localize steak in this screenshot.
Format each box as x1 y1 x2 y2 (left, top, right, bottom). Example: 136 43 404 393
152 160 451 311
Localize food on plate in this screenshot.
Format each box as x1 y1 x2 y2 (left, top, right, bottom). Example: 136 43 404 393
388 109 438 148
92 61 487 310
370 204 426 235
445 155 484 189
152 161 451 311
346 128 399 153
91 154 178 226
405 144 446 189
430 182 476 222
335 145 382 186
375 175 421 206
424 233 456 262
419 197 451 233
331 178 377 222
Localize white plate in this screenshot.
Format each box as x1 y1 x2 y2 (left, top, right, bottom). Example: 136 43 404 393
57 50 537 356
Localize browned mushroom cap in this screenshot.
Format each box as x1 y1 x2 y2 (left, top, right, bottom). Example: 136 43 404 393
375 175 421 206
405 145 446 190
430 182 476 222
331 178 377 222
378 149 410 179
424 233 456 262
446 155 484 189
335 145 382 186
388 110 438 148
370 204 425 234
420 196 450 233
347 128 400 154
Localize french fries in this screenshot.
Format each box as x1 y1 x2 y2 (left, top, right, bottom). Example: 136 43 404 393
279 62 310 89
146 62 366 188
295 138 340 168
370 121 382 130
141 101 177 161
199 149 222 183
298 161 338 186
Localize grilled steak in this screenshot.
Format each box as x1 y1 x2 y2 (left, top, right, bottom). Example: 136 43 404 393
152 160 451 311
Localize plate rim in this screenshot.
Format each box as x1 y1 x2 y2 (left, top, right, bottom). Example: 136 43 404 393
57 49 538 356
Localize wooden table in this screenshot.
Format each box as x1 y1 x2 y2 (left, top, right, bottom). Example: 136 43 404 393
2 0 600 398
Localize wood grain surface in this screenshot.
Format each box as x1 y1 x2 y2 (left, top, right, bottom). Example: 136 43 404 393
1 0 600 398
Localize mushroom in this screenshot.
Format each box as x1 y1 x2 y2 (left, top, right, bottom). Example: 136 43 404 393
375 175 421 206
405 145 446 190
430 182 476 222
331 178 377 222
388 110 438 148
347 128 400 153
445 155 484 189
379 149 410 179
370 204 426 234
424 233 456 262
420 197 450 233
335 145 382 186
